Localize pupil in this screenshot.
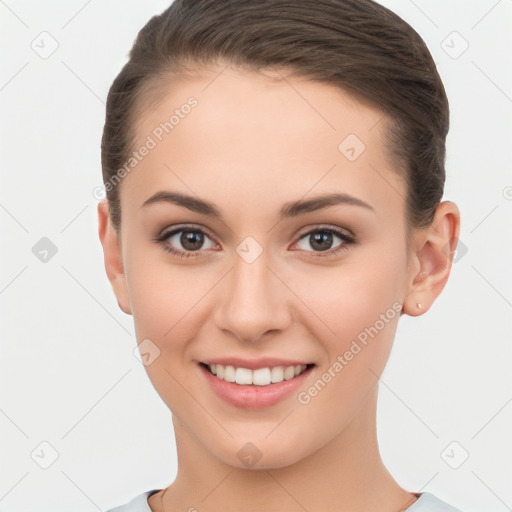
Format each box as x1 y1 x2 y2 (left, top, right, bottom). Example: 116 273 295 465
181 231 203 251
311 232 332 251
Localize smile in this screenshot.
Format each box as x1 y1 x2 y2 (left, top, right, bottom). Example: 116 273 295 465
198 359 316 408
203 362 311 386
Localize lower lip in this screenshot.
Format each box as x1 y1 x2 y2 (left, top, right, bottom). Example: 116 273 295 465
199 363 314 409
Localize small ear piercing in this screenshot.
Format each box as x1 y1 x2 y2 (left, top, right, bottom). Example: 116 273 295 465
417 303 423 309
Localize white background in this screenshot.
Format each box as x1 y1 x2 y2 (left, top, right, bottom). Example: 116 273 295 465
1 1 511 511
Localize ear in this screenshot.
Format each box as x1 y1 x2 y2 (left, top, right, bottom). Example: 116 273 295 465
97 200 132 315
402 201 461 316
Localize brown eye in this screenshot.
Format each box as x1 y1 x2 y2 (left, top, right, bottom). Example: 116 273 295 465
179 230 205 251
307 232 336 251
294 227 355 257
156 226 216 258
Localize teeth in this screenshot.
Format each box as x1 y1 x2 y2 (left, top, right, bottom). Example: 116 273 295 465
253 368 271 386
206 363 308 385
283 366 295 380
270 366 283 383
224 365 236 382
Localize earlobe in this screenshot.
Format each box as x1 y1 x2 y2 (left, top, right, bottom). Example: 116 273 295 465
403 201 461 316
97 200 132 315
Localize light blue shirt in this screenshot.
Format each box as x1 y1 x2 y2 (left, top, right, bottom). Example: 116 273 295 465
105 489 463 511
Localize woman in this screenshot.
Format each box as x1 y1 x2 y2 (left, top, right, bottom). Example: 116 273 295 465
98 0 463 510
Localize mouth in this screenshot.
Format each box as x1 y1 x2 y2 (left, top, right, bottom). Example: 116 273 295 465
199 362 315 386
198 360 316 409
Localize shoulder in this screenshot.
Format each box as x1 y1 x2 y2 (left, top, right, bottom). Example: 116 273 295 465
104 489 160 512
407 492 463 512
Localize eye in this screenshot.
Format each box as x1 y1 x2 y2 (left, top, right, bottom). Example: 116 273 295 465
154 226 217 258
293 226 355 257
154 224 356 259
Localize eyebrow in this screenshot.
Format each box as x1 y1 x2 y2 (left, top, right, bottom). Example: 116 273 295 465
141 190 375 221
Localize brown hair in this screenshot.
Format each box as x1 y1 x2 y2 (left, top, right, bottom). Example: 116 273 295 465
101 0 449 235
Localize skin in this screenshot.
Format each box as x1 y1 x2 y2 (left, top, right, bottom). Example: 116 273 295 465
98 64 460 512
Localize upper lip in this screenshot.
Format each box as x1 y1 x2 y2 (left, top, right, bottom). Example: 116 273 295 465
200 357 313 370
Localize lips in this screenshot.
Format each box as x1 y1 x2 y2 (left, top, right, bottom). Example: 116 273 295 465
198 358 316 409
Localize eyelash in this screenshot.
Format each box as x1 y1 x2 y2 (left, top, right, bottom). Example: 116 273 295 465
154 225 356 259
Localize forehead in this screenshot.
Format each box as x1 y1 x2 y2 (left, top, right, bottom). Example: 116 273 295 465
134 65 386 144
123 65 405 222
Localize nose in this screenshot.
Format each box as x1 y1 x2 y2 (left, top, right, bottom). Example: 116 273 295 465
213 249 292 343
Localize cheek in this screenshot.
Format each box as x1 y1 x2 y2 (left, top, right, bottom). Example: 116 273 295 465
290 246 406 383
129 274 193 339
289 263 404 437
299 257 403 335
125 256 211 412
125 246 217 356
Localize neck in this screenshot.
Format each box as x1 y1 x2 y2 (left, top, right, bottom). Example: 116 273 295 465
152 387 418 512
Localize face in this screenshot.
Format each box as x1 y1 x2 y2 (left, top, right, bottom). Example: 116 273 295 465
107 65 417 468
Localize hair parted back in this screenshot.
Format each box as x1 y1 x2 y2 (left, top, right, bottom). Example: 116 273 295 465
101 0 449 234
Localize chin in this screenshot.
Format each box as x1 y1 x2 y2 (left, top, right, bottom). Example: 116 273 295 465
205 431 316 470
